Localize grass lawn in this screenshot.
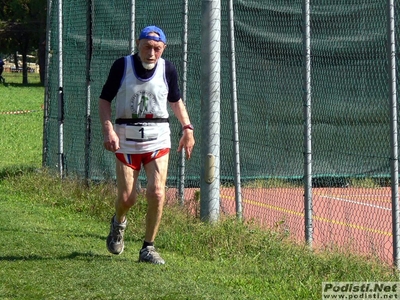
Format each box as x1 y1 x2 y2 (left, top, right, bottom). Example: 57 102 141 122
0 72 44 169
0 73 399 300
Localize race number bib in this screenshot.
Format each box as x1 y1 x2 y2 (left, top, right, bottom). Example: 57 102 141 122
125 124 159 142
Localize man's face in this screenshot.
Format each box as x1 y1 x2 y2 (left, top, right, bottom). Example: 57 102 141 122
136 33 166 70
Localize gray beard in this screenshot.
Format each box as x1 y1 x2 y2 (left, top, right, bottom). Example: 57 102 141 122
142 62 156 70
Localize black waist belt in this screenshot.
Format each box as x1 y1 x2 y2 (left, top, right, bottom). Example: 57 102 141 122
115 118 169 125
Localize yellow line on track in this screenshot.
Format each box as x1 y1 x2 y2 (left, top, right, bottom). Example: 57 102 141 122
220 194 392 236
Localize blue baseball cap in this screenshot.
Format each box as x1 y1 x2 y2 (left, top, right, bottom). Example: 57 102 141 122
139 26 167 44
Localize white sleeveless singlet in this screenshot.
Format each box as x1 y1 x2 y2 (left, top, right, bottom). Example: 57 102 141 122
114 56 171 154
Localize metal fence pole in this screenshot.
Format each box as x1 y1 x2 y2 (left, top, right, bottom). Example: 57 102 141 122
58 0 64 178
42 0 53 167
387 0 400 269
227 0 242 220
84 0 93 183
129 0 135 54
302 0 313 247
200 0 220 223
178 0 189 205
130 0 142 192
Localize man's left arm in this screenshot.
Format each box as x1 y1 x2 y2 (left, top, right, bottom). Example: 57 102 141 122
169 99 195 159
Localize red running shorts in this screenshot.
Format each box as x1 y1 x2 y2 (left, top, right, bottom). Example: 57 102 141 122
115 148 170 171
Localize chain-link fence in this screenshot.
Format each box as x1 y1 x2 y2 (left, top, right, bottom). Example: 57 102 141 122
44 0 400 266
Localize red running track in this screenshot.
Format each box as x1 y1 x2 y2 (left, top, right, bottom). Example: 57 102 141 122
166 187 393 264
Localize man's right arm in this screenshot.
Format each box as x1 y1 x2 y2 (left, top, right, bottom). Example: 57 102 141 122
99 98 120 152
100 57 125 101
99 57 125 152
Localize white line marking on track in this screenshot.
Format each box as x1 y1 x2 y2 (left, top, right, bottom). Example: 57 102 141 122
320 195 391 211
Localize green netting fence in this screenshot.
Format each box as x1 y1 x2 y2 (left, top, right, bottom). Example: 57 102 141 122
44 0 400 266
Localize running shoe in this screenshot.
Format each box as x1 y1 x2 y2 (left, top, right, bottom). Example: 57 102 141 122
139 246 165 264
106 215 127 255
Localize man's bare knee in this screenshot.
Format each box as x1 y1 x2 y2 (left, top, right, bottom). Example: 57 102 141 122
117 193 137 209
146 187 164 203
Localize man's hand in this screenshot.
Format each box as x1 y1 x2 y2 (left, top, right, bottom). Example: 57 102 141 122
103 130 120 152
178 130 195 159
99 99 120 152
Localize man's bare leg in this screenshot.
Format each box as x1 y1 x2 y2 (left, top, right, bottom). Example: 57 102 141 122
106 158 139 255
143 153 169 242
115 158 139 223
138 153 169 264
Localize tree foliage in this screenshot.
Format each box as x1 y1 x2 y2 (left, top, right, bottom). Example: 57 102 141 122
0 0 47 84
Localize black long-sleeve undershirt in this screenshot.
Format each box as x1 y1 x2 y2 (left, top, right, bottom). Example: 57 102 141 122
100 53 181 103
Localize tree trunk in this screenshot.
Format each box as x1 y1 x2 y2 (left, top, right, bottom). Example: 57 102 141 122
13 52 18 69
21 39 29 85
22 53 28 85
38 38 46 85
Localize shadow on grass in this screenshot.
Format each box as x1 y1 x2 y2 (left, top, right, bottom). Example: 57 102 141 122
1 82 43 88
0 166 38 181
0 226 106 240
0 252 120 262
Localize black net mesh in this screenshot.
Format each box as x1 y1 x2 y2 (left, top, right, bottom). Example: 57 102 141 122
44 0 399 263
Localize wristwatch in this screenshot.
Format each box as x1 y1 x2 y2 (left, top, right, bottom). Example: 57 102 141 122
182 124 194 131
